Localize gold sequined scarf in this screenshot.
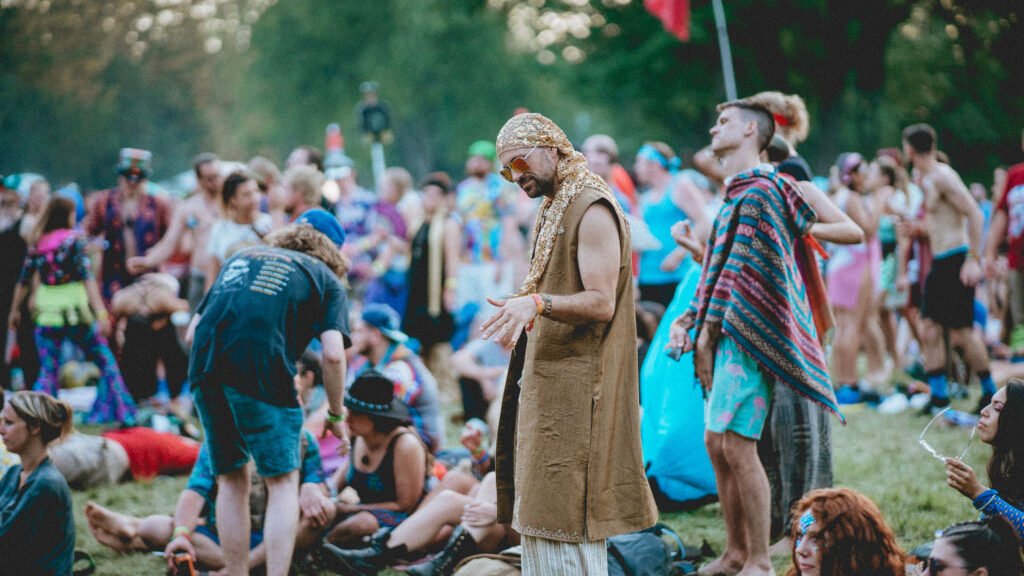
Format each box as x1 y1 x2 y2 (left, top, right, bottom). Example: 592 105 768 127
496 113 627 297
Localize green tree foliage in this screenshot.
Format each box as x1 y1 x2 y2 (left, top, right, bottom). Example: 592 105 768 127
492 0 1021 180
225 0 576 181
0 0 1020 188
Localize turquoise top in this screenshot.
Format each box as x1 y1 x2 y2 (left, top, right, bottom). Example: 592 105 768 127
639 182 692 285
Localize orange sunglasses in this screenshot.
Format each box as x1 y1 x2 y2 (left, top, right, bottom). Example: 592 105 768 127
499 146 538 182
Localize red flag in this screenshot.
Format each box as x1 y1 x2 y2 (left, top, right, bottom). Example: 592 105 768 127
644 0 691 42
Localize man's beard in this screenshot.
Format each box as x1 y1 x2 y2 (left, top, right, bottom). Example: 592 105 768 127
520 173 556 198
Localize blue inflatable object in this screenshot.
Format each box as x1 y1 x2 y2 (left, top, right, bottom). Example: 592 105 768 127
640 265 717 510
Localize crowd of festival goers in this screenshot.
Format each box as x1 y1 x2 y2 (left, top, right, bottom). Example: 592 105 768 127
1 91 1023 576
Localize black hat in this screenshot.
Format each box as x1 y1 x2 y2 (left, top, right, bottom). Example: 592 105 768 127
345 370 410 422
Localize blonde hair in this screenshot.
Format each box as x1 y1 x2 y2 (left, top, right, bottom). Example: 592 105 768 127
583 134 620 163
8 391 73 444
382 167 413 200
747 91 810 145
264 224 350 282
283 165 323 207
248 156 281 185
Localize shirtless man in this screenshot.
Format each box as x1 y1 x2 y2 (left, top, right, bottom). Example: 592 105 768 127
902 124 996 413
127 153 223 310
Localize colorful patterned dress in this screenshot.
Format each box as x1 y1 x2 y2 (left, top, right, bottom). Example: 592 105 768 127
20 229 136 424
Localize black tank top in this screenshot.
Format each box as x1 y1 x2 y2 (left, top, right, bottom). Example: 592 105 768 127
345 431 410 504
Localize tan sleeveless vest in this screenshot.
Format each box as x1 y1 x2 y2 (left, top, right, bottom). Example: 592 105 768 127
495 187 657 542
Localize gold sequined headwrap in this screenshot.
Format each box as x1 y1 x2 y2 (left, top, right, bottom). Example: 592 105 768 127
496 113 628 297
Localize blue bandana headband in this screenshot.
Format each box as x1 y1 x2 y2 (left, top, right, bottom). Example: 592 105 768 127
637 144 681 173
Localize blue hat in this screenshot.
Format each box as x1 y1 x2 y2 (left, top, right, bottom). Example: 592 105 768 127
361 303 408 343
296 208 346 248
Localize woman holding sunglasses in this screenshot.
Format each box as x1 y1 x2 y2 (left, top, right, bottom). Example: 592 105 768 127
923 517 1022 575
945 380 1024 539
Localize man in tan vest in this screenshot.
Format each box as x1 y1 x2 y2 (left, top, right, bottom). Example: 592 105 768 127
481 113 657 575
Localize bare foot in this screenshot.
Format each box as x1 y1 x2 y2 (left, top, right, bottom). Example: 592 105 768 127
87 519 133 554
735 565 774 576
699 555 745 576
768 536 791 557
85 501 137 541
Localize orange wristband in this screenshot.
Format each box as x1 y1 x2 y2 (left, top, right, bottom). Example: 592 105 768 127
531 293 544 316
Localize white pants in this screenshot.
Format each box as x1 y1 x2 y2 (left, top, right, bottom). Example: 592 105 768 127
521 535 607 576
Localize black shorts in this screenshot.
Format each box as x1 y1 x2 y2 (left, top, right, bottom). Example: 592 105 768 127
922 250 974 329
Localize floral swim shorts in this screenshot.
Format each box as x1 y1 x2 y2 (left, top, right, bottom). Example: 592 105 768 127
706 336 773 440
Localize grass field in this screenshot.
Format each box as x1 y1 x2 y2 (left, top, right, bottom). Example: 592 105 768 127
73 397 987 575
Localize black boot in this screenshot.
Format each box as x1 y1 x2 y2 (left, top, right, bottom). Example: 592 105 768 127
405 525 480 576
312 528 407 575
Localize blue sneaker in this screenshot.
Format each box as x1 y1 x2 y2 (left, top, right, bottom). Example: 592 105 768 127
836 385 862 405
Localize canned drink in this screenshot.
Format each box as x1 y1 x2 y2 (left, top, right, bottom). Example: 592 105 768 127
665 346 684 362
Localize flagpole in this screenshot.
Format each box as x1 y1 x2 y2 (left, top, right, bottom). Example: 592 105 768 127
711 0 737 101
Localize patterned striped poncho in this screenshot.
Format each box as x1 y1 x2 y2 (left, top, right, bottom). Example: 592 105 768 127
690 164 843 421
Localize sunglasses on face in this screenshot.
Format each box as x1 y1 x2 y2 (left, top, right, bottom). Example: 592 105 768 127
923 556 969 574
499 146 538 182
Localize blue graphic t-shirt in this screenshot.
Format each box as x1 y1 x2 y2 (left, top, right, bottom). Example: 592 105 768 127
190 245 351 406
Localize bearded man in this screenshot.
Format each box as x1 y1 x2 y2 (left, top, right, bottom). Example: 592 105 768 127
481 113 657 575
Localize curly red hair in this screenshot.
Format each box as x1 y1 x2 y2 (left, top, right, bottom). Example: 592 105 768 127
787 488 906 576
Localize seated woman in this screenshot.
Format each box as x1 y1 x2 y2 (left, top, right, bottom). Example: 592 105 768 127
787 488 907 576
319 419 502 575
0 390 76 576
945 380 1024 539
923 517 1022 576
320 471 512 576
326 370 427 545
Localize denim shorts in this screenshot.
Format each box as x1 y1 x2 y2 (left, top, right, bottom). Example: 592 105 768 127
194 525 264 550
194 384 303 477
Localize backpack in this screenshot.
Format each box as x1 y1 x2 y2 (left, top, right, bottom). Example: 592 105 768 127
607 523 699 576
454 526 703 576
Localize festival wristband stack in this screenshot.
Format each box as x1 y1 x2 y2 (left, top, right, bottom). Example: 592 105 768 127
173 525 192 541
